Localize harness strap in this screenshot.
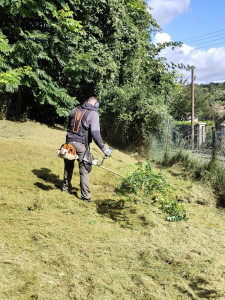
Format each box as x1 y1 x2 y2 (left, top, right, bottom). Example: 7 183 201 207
72 107 88 133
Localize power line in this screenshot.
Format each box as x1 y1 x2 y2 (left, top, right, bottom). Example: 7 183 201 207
195 41 225 50
156 28 225 57
184 32 225 45
182 28 225 42
161 40 225 58
190 37 225 47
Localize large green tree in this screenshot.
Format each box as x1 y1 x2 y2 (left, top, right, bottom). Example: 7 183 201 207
0 0 179 145
0 0 83 121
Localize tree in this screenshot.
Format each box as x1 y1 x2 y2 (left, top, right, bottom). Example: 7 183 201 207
169 80 225 121
0 0 83 121
0 0 180 145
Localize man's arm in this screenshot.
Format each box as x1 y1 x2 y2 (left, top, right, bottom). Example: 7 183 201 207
89 112 107 152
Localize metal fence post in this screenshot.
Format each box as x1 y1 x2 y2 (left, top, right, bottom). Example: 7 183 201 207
211 127 217 163
220 124 225 147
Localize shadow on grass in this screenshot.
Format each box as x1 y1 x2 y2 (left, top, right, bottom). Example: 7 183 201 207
216 193 225 208
189 278 218 299
32 168 62 190
96 199 129 222
32 167 78 195
175 277 218 299
34 182 54 191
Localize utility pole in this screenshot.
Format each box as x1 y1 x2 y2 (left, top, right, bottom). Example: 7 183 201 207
191 68 195 147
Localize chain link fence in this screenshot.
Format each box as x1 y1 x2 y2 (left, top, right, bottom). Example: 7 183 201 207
149 120 225 167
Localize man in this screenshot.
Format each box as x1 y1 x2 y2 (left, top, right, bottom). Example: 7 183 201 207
62 96 112 202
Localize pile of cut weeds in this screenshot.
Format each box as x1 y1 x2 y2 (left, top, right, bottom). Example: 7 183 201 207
115 160 187 222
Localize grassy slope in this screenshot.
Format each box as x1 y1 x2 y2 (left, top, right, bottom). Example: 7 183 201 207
0 120 225 300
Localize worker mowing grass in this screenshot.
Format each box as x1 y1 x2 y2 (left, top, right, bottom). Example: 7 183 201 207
60 97 112 202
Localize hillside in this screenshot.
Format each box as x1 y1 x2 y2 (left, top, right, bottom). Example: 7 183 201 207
0 120 225 300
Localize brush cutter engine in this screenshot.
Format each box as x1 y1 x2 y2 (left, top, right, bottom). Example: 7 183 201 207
57 144 78 160
57 145 124 177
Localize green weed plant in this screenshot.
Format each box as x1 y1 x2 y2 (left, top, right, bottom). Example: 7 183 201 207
116 161 187 222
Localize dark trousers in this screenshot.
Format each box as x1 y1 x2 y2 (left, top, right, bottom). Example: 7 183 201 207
63 142 90 199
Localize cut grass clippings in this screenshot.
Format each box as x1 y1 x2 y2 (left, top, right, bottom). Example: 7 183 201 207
163 150 225 207
0 120 225 299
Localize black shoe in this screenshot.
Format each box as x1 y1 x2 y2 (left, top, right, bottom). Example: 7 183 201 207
81 197 91 203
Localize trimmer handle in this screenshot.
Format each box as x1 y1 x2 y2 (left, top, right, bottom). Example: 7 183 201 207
91 147 113 167
103 147 113 159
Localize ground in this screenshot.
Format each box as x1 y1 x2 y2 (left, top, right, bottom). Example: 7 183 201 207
0 120 225 300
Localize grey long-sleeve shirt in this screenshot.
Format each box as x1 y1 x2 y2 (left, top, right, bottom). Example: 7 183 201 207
66 101 106 152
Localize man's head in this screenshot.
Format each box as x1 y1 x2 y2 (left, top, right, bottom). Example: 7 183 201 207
88 97 99 109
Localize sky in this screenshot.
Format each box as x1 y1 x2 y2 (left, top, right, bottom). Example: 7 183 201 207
147 0 225 83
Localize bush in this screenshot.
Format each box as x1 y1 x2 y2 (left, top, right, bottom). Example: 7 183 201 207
116 160 187 222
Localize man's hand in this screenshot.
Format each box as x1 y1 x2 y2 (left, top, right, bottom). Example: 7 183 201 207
104 147 113 157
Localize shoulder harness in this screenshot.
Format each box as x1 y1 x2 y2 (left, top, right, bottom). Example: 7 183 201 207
72 107 88 133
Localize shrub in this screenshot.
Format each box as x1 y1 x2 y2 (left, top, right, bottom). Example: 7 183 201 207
116 160 187 222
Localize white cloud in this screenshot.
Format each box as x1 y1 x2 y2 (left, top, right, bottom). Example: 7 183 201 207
154 32 171 44
156 33 225 83
148 0 191 26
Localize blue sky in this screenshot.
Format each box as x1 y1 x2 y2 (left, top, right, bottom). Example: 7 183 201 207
148 0 225 83
163 0 225 49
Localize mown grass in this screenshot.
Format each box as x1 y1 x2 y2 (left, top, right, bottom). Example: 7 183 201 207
0 120 225 300
163 150 225 207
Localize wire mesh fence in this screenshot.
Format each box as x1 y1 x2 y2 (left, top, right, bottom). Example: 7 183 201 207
149 119 225 167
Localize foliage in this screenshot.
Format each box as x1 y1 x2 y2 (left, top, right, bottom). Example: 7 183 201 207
169 83 213 121
174 120 215 126
201 82 225 104
0 66 31 92
0 30 30 92
169 80 225 122
174 120 198 126
0 0 181 144
0 0 82 119
116 160 187 221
